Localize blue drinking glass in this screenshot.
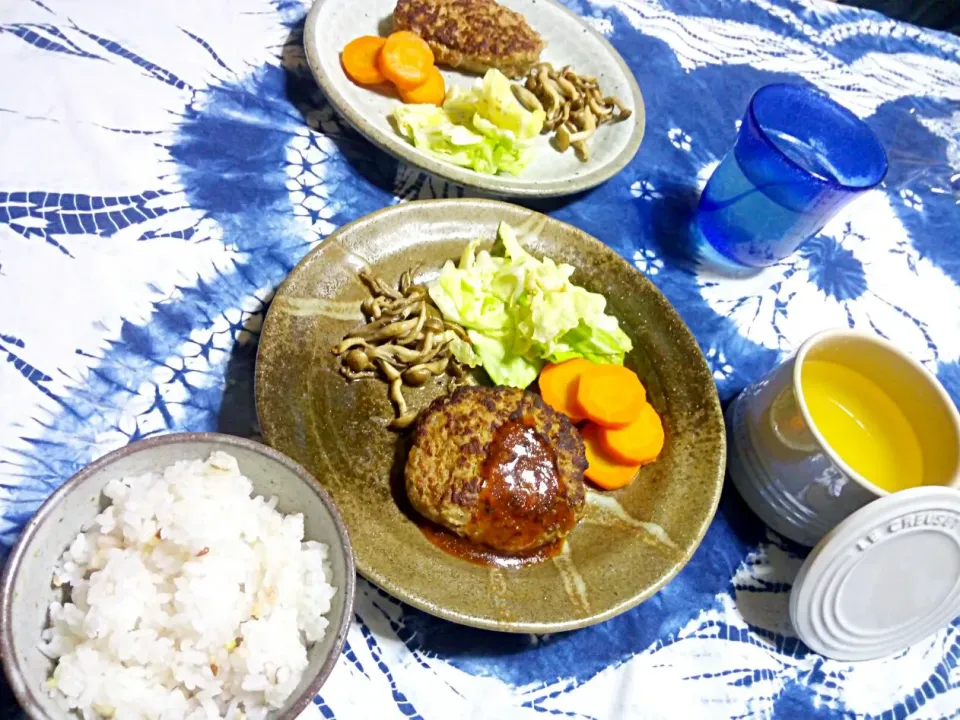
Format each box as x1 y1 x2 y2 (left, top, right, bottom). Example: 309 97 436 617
695 84 888 269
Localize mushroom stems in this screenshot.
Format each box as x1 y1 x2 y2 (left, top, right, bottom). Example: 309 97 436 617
334 269 472 431
519 62 631 162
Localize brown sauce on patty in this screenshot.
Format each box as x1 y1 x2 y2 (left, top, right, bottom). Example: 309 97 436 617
420 419 577 566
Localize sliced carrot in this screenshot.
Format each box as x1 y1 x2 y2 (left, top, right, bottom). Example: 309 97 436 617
399 66 446 105
582 423 641 490
341 36 387 86
538 358 593 422
576 364 647 429
599 402 664 465
377 31 435 90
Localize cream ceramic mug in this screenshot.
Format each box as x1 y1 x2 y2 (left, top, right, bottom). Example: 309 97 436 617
727 330 960 546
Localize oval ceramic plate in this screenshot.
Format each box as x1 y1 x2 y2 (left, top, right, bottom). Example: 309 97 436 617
256 199 724 632
303 0 645 197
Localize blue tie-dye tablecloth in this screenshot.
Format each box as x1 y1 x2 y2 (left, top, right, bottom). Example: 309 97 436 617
2 0 959 717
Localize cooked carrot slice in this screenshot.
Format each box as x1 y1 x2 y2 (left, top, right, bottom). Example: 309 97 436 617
599 402 664 465
341 36 387 86
399 66 446 105
377 31 434 90
538 358 593 422
582 423 641 490
576 364 647 429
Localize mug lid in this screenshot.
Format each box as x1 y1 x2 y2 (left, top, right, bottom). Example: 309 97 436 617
790 486 960 661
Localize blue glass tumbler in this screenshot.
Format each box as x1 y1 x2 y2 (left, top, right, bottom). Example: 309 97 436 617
695 84 888 269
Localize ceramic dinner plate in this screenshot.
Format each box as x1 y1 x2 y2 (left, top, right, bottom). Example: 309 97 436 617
302 0 645 197
255 199 725 632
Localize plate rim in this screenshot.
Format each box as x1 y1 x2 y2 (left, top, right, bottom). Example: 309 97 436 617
302 0 646 198
256 198 725 632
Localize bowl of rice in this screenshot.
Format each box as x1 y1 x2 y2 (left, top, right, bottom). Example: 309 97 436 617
0 432 356 720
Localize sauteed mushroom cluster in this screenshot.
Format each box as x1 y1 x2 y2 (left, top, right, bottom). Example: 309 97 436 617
333 268 473 430
512 63 632 162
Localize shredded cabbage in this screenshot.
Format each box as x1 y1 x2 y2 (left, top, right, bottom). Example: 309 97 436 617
428 222 633 387
391 69 544 176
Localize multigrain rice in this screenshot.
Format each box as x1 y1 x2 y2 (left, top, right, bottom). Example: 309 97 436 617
39 452 336 720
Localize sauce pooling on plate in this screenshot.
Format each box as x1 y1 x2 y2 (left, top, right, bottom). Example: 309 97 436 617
419 525 563 568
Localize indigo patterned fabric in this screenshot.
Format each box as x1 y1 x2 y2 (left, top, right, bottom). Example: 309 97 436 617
1 0 959 718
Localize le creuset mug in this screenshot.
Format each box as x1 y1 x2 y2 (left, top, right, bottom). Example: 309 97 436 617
727 330 960 546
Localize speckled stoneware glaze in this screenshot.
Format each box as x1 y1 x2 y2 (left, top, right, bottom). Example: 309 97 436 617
303 0 645 197
256 199 725 632
0 433 355 720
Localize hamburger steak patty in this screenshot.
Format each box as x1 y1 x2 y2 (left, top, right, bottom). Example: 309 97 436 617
405 386 587 554
393 0 547 78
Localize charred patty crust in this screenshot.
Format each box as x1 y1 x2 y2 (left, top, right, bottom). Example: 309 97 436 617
393 0 547 78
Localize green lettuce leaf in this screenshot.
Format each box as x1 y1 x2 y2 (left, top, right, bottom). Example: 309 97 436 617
428 222 633 388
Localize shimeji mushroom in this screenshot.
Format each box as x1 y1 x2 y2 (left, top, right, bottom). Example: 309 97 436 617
556 109 598 161
519 62 632 161
511 84 544 114
333 269 472 430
